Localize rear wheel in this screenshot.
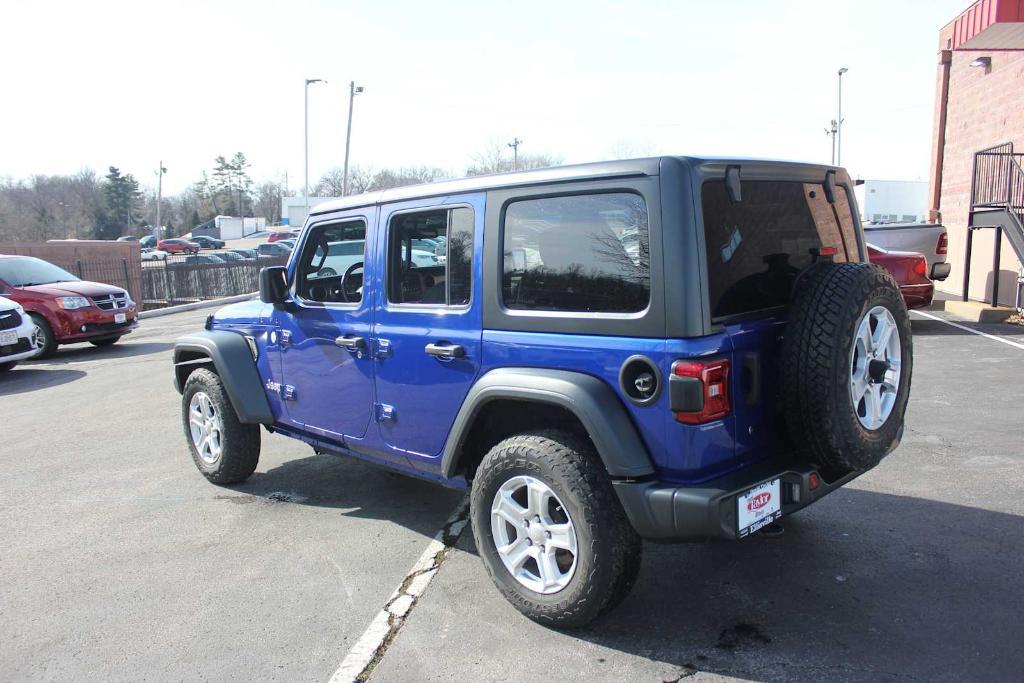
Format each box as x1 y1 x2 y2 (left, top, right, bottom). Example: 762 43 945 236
28 314 57 359
181 368 260 484
781 262 912 472
470 429 642 628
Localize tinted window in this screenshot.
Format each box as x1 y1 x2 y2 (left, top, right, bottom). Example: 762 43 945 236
0 257 79 287
701 180 855 319
296 220 367 303
387 207 473 306
502 193 649 313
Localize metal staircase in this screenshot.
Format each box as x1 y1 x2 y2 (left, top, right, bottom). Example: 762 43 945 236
965 142 1024 309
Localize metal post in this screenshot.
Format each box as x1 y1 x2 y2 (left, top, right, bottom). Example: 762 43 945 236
992 226 1002 307
122 259 130 299
304 83 310 210
155 161 164 239
963 228 974 302
836 68 848 166
508 138 522 171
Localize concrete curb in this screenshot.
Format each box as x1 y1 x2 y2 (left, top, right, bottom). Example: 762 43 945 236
139 293 257 320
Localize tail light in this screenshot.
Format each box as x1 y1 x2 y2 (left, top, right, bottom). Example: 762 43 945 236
912 256 927 278
670 358 731 424
936 232 948 255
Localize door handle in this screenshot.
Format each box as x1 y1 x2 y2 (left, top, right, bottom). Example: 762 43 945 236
424 342 465 359
335 335 365 351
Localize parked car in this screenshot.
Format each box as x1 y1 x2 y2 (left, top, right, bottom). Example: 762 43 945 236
266 231 292 243
173 157 912 628
0 255 138 357
289 227 303 237
862 222 950 281
182 254 224 265
0 295 39 371
190 235 225 250
227 248 258 260
276 239 297 250
868 244 934 309
257 242 292 257
213 251 246 262
140 235 158 249
116 235 139 242
141 248 169 262
158 238 200 254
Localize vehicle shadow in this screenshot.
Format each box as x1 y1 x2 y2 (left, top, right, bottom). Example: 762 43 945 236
25 341 175 364
0 367 87 395
568 488 1024 680
212 453 465 538
450 488 1024 681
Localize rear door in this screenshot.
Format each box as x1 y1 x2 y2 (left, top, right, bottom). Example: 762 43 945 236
699 177 860 461
371 194 484 469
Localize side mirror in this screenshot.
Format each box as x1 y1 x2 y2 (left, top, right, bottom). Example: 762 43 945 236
259 266 289 305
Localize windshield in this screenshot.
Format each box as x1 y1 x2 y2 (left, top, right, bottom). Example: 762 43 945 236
0 257 80 287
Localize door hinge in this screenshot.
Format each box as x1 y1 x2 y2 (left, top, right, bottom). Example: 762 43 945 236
375 402 396 422
279 330 292 348
376 338 392 359
281 384 297 401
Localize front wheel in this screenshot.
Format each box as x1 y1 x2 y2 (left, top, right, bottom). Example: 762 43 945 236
181 368 260 484
28 314 57 359
470 429 642 628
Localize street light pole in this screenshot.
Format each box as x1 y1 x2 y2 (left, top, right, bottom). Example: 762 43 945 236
155 161 166 239
304 78 326 210
342 81 364 197
836 67 848 166
508 138 522 171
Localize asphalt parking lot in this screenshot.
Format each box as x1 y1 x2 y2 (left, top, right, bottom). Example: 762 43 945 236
1 306 1022 681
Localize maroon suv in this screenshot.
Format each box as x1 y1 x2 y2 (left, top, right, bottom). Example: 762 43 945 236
0 255 139 358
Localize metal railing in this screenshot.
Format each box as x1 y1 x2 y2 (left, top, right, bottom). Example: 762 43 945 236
141 256 288 309
966 142 1024 307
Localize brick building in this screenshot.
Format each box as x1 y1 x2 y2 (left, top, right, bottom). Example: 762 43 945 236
928 0 1024 307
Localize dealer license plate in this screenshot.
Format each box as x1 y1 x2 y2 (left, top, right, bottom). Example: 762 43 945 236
737 478 781 538
0 330 17 346
114 313 127 324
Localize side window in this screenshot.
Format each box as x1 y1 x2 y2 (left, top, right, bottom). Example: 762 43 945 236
502 192 650 313
387 207 474 306
296 219 367 304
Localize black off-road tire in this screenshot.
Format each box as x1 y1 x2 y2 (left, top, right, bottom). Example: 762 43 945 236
781 262 912 472
90 337 121 348
28 313 57 359
0 361 17 372
470 429 642 629
181 368 260 484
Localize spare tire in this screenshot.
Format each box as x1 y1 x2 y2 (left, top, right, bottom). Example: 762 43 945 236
781 262 912 472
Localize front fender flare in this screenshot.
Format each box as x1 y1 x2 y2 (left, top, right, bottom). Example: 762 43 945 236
441 368 656 479
173 330 273 425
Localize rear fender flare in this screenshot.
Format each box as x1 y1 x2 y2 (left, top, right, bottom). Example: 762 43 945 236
441 368 655 479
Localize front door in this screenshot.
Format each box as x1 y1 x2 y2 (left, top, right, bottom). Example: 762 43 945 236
371 195 484 468
275 212 376 446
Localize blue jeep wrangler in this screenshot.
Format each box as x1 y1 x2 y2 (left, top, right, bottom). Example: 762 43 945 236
173 157 911 627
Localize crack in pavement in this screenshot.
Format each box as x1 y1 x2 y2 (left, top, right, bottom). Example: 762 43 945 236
328 496 470 683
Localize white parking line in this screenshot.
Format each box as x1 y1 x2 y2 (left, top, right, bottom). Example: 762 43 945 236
912 309 1024 351
329 497 470 683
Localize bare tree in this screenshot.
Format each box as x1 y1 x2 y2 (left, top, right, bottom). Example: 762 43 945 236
466 138 561 176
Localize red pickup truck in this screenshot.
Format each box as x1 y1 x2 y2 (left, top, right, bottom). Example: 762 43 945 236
0 255 139 358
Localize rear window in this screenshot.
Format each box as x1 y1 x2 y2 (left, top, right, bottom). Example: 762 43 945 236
701 180 856 319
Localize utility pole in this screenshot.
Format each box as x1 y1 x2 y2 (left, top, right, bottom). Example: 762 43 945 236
825 120 838 165
342 81 364 197
155 161 166 239
507 138 522 171
304 78 326 210
836 67 848 166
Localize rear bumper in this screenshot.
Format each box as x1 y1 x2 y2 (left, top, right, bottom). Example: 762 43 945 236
613 454 873 541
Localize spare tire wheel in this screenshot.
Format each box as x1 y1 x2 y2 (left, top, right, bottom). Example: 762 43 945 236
781 262 912 472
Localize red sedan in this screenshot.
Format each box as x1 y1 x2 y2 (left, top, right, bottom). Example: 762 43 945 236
157 238 201 254
868 244 933 310
266 231 293 243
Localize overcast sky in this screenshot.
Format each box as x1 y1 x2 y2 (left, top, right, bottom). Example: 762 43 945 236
0 0 967 194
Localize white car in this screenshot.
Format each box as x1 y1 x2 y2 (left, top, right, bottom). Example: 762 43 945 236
0 296 38 372
142 248 169 262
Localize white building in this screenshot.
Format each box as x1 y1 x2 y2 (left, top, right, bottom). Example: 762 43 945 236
281 196 339 228
854 180 929 224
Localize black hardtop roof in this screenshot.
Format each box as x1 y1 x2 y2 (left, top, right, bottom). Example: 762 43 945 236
309 155 845 216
